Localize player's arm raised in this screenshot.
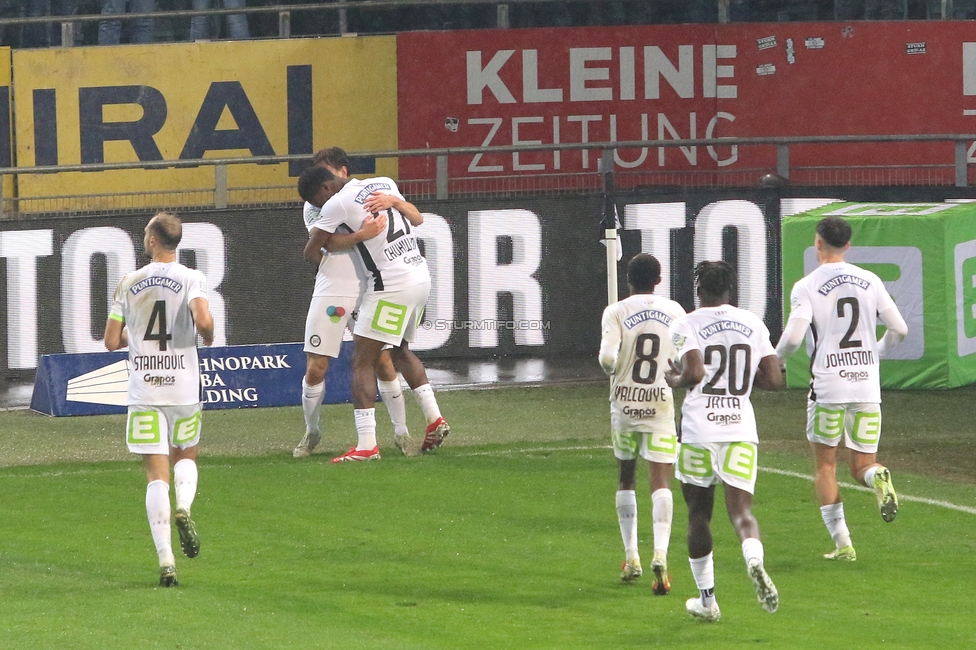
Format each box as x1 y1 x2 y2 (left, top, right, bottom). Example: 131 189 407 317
363 192 423 226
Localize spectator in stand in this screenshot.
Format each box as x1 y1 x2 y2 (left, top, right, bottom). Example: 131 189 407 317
23 0 79 47
98 0 154 44
190 0 249 40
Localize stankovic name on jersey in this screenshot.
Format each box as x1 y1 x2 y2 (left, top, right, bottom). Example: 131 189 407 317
818 275 869 295
132 354 186 371
824 350 875 368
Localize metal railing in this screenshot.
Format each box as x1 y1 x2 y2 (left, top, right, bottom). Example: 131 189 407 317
1 133 974 216
0 0 967 46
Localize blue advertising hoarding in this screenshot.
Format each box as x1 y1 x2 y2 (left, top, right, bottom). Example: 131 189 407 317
30 341 352 417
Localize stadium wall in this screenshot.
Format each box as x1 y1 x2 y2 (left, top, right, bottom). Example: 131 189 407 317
3 185 965 377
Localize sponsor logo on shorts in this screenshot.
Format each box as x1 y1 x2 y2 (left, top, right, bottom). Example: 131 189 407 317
309 335 321 347
326 305 346 323
838 369 870 382
128 411 161 445
372 300 407 335
707 412 742 426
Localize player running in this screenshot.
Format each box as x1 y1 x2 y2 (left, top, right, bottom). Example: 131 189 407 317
599 253 685 595
104 212 214 587
776 216 908 561
665 261 784 622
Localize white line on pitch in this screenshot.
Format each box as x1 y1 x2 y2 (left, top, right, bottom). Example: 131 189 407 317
3 445 976 515
466 444 976 515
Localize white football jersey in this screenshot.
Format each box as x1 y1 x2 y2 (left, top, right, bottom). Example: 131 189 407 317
600 293 686 432
315 177 429 292
110 262 207 406
786 261 897 403
670 305 775 444
303 201 367 298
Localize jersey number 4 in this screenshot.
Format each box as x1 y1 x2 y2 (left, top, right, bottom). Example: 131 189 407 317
144 300 173 351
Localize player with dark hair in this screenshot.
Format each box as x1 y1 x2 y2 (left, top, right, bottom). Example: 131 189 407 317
599 253 686 594
299 164 451 462
104 212 215 587
293 149 418 459
776 216 908 561
665 261 784 622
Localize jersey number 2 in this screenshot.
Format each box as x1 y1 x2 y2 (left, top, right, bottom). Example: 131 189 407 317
144 300 172 351
837 297 862 349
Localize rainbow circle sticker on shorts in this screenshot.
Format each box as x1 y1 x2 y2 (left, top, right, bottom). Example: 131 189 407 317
327 306 346 323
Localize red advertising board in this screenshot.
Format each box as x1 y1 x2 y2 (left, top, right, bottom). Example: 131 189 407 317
397 22 976 183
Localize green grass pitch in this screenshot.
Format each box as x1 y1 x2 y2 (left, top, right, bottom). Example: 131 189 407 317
1 383 974 648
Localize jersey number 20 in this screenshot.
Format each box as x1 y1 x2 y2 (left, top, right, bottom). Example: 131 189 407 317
702 344 752 396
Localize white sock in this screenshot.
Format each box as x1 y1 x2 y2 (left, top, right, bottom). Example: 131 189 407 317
821 503 853 548
146 480 174 566
615 490 639 561
651 488 673 555
302 378 325 434
862 465 879 488
412 383 442 425
354 408 377 450
689 553 716 607
173 458 198 513
741 537 764 566
378 378 409 436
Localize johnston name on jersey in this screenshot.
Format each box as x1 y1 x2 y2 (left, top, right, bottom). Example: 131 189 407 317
599 294 686 432
315 177 429 292
670 305 775 444
110 262 207 406
786 261 896 404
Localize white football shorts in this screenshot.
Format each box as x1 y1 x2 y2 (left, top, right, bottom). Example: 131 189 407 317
806 401 882 453
354 282 429 347
126 404 202 455
675 441 759 494
611 422 678 463
304 295 359 357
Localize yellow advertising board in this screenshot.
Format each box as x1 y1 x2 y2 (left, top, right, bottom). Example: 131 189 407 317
0 46 13 206
11 37 397 210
